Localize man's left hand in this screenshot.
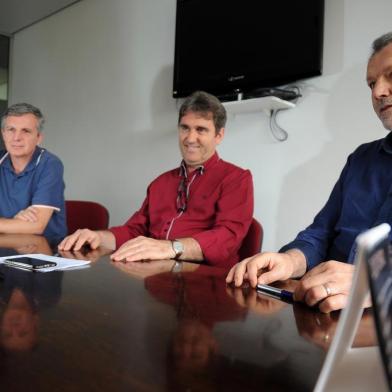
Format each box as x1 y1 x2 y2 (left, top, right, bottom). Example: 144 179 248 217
294 260 371 313
110 236 175 262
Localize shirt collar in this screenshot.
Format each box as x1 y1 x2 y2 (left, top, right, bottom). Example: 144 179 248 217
179 152 220 178
0 147 45 174
380 132 392 154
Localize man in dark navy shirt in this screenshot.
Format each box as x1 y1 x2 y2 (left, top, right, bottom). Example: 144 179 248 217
227 31 392 313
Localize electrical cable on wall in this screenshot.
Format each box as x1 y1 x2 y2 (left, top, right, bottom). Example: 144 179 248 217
270 109 288 142
268 85 301 142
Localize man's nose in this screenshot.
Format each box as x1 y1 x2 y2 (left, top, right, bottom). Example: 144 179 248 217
13 130 23 140
186 129 198 142
373 77 392 100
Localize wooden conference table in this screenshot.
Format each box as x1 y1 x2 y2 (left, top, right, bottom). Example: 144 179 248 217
0 234 377 391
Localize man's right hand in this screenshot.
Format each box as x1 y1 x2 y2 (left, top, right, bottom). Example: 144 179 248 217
58 229 103 251
225 249 307 288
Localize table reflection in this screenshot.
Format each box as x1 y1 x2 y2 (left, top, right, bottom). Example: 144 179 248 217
0 238 378 391
112 259 199 279
143 265 249 389
227 279 377 351
57 246 111 263
0 234 63 353
226 280 298 315
294 304 377 350
0 234 53 257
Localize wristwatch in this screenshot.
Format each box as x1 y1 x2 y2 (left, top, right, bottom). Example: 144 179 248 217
171 240 184 260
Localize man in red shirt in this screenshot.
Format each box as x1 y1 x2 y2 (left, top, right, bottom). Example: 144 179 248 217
59 91 254 268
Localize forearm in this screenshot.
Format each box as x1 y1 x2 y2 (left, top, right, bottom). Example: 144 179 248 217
284 248 307 278
0 217 47 234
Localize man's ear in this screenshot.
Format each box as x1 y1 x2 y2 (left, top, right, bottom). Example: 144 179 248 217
216 127 225 144
37 132 44 145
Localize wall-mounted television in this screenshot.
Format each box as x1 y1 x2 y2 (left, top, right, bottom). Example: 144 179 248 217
173 0 324 101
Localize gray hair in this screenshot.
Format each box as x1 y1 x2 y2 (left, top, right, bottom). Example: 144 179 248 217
178 91 227 134
1 103 45 131
370 32 392 58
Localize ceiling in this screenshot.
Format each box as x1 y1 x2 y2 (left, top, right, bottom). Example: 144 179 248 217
0 0 82 35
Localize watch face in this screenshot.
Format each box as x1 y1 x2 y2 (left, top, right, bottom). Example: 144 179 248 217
173 241 184 254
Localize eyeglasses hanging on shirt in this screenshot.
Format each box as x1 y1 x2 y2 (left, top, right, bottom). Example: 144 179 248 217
177 163 204 213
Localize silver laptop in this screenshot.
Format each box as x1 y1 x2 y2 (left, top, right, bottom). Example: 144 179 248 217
315 223 392 392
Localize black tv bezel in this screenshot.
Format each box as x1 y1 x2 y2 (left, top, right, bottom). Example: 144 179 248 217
172 0 325 101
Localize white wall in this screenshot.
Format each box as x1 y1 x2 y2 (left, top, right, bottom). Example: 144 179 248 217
9 0 392 250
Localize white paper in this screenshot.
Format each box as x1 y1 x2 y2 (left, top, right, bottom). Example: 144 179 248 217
0 253 90 272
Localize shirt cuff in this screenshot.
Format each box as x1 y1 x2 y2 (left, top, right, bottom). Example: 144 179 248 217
279 240 321 270
191 231 237 268
109 226 131 248
32 204 60 212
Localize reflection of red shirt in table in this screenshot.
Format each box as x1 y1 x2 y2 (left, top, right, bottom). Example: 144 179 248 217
110 153 254 268
145 266 246 328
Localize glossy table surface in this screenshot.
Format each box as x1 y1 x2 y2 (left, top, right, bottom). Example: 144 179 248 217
0 234 377 391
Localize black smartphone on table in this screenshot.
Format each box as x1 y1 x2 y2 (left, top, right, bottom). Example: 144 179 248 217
3 256 57 271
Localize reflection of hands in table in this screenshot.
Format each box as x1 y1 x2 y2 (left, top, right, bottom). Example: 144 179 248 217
58 247 111 263
0 234 52 255
226 280 297 315
293 304 376 351
112 259 174 279
351 310 377 347
112 259 200 280
293 303 339 350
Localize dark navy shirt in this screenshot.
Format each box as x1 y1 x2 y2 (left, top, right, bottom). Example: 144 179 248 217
0 147 67 240
280 132 392 270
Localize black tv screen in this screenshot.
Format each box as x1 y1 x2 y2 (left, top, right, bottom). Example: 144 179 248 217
173 0 324 100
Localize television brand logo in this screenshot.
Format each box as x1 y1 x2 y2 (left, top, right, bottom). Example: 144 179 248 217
228 75 245 82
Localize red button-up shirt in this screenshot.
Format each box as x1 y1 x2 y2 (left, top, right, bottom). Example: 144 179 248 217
109 153 253 267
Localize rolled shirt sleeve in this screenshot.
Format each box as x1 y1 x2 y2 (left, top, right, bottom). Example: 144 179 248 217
192 170 253 267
